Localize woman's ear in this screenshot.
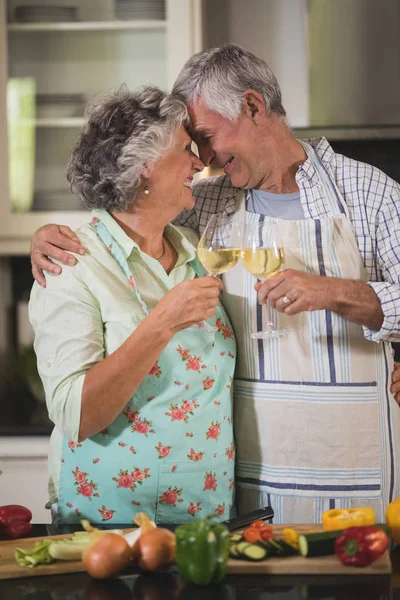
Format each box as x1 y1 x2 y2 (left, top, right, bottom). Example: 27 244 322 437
141 164 151 179
242 90 266 121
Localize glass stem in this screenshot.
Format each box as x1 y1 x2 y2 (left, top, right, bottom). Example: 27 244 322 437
265 301 275 328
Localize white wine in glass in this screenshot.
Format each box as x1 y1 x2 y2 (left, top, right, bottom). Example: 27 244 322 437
195 213 242 332
241 247 285 279
197 246 241 275
243 221 287 339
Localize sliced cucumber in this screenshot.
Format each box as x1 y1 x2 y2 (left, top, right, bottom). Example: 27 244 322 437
229 543 240 559
230 533 243 543
298 531 342 557
242 544 268 562
236 541 252 556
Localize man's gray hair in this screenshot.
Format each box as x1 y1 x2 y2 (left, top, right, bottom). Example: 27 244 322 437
67 86 189 212
172 43 286 121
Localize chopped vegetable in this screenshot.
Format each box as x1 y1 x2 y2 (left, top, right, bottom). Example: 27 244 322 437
15 524 125 568
283 527 300 549
241 544 267 561
282 527 319 549
334 526 388 567
242 528 262 543
322 507 375 531
249 520 266 529
15 540 54 568
298 530 346 557
175 515 230 585
260 525 273 541
386 497 400 544
0 505 32 539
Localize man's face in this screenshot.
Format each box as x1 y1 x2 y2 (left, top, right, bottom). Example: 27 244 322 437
188 99 265 189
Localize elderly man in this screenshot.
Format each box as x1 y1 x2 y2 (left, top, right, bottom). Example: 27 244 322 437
31 44 400 523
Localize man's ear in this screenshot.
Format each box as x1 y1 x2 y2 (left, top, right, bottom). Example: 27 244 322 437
242 90 266 121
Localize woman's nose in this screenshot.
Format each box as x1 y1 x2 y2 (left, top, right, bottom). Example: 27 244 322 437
193 153 205 173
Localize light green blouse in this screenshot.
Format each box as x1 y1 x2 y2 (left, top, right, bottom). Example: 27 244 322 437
29 209 200 504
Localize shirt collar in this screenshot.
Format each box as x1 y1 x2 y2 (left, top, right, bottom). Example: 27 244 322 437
91 209 197 264
92 209 137 257
208 138 336 203
296 137 335 188
164 223 197 265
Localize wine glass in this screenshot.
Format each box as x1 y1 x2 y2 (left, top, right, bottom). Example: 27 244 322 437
242 220 287 339
195 213 242 332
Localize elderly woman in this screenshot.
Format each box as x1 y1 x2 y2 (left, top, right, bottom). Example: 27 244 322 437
29 87 236 525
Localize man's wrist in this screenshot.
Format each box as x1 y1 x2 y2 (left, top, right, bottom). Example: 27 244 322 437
325 276 346 312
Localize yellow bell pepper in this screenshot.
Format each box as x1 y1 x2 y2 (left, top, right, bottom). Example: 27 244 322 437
386 497 400 544
282 528 300 548
322 507 375 531
282 527 319 548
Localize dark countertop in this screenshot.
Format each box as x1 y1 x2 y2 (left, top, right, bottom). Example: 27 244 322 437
0 525 399 600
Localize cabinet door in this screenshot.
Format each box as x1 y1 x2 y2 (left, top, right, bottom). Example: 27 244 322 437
0 437 49 523
0 0 202 249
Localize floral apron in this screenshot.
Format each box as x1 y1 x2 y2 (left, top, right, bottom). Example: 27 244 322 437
222 140 400 523
57 218 236 524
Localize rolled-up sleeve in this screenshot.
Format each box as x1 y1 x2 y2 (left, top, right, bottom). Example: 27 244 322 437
363 189 400 343
29 261 104 442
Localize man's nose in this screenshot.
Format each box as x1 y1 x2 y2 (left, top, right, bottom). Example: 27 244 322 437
197 142 216 167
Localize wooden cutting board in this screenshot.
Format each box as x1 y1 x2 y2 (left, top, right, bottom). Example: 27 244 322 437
0 524 391 580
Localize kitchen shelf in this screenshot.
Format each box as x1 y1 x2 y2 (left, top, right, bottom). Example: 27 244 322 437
34 118 85 128
7 20 167 32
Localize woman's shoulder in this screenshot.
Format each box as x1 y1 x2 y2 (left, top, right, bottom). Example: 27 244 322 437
174 225 200 246
37 221 113 290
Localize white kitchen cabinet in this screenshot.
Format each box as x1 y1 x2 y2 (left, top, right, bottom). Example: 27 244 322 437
0 0 202 253
0 437 50 523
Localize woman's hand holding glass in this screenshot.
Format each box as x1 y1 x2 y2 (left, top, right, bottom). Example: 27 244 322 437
153 276 223 334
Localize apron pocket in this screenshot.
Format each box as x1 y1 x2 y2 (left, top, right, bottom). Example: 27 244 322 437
155 459 212 524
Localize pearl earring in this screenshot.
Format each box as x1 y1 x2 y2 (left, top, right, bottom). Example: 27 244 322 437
144 181 150 195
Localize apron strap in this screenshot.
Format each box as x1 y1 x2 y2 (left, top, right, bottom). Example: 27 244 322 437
93 216 204 315
93 217 149 316
298 140 349 219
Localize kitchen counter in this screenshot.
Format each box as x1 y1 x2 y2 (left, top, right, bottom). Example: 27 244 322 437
0 525 399 600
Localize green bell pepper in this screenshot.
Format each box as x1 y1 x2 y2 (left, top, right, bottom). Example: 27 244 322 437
175 516 230 585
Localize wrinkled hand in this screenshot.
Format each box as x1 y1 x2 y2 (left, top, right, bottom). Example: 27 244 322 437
255 268 334 315
153 276 223 333
391 361 400 405
31 224 85 287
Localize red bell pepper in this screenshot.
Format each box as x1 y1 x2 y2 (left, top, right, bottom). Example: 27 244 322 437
334 526 389 567
0 505 32 539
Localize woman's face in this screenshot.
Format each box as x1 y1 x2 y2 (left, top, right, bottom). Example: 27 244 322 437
147 126 204 215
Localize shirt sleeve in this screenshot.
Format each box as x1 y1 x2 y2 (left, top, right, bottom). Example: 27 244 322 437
363 187 400 343
29 260 104 442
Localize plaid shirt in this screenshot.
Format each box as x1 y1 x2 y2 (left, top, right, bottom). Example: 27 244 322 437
175 137 400 344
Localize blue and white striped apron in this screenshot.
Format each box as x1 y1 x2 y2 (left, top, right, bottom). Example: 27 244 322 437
222 141 400 523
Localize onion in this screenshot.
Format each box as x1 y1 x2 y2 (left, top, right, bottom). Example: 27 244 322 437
82 533 132 579
136 528 176 572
